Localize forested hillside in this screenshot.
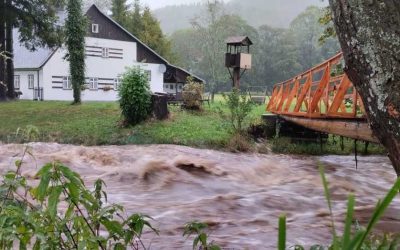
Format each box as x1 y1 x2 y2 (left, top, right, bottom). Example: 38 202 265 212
170 4 340 93
154 0 326 34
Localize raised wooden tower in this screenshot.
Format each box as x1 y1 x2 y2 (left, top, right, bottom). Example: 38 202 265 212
225 36 252 89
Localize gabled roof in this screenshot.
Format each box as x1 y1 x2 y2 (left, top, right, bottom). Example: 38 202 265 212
88 4 169 65
13 4 205 84
13 30 56 69
226 36 253 46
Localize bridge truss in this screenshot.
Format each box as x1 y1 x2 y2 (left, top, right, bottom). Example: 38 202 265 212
266 53 378 143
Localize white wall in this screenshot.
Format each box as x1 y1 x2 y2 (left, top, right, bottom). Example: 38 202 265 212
14 70 43 100
40 37 165 101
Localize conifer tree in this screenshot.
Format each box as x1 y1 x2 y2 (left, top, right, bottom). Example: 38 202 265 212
65 0 87 104
129 0 143 38
111 0 128 26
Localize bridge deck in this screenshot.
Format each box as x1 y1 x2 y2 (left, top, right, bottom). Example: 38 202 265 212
266 53 378 143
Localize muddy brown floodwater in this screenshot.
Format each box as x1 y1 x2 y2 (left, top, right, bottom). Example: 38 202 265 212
0 143 399 249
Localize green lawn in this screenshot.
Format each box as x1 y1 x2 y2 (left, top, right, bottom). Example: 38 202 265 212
0 99 384 155
0 99 266 148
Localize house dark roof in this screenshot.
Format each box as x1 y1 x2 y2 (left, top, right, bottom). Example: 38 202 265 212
226 36 253 46
164 64 205 84
13 30 55 69
13 4 205 84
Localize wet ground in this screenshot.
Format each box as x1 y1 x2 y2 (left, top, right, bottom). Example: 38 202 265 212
0 143 399 249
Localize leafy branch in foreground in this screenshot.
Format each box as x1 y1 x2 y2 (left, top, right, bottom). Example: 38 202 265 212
278 166 400 250
183 221 221 250
0 157 157 249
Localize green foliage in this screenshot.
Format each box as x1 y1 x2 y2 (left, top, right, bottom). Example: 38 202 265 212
277 166 400 250
109 0 175 62
171 4 339 92
183 221 221 250
118 67 152 125
278 215 286 250
66 0 87 104
220 89 254 134
318 7 336 44
0 151 157 249
111 0 129 25
182 77 204 110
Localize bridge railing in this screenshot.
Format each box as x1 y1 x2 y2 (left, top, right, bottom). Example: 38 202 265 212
266 53 366 119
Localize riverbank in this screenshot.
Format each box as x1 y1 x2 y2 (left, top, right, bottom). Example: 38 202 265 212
0 100 262 148
0 143 398 248
0 100 385 155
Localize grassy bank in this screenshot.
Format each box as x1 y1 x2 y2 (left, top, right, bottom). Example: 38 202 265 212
0 100 385 155
0 100 265 148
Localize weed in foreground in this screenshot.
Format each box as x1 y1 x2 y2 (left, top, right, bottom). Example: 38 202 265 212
278 166 400 250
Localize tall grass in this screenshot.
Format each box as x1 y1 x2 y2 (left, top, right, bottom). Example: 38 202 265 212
278 166 400 249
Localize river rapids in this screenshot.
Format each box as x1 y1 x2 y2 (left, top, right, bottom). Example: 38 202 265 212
0 143 399 249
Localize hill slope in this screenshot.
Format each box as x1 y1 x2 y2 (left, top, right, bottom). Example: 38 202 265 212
154 0 326 34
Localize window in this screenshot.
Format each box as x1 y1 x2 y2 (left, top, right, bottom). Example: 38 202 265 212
92 23 99 33
102 47 109 58
170 84 174 90
28 74 34 89
144 70 152 82
14 75 20 89
178 84 183 90
89 77 98 90
62 76 71 89
114 77 121 90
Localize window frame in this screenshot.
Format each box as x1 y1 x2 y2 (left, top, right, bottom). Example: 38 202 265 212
144 70 152 82
14 75 20 89
102 47 109 58
62 76 71 90
114 77 121 91
89 77 98 90
92 23 99 33
28 74 35 89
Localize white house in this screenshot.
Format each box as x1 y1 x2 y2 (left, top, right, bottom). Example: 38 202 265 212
13 5 203 101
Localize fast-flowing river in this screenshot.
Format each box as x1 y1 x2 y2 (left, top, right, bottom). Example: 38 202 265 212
0 143 399 249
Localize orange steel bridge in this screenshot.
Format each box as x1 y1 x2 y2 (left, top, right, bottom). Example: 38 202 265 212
266 52 379 143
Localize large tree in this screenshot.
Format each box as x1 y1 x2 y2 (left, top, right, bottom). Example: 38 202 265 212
329 0 400 174
65 0 87 104
0 0 62 101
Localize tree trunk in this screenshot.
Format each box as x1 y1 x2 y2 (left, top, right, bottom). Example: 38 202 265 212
5 16 14 100
0 0 6 102
329 0 400 175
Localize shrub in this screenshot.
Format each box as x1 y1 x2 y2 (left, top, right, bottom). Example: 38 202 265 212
227 132 253 152
182 76 204 110
0 146 157 249
118 67 152 125
220 88 254 134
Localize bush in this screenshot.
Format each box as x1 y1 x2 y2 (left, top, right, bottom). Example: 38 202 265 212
227 133 253 152
0 148 157 249
220 88 254 134
182 77 204 110
119 67 152 125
